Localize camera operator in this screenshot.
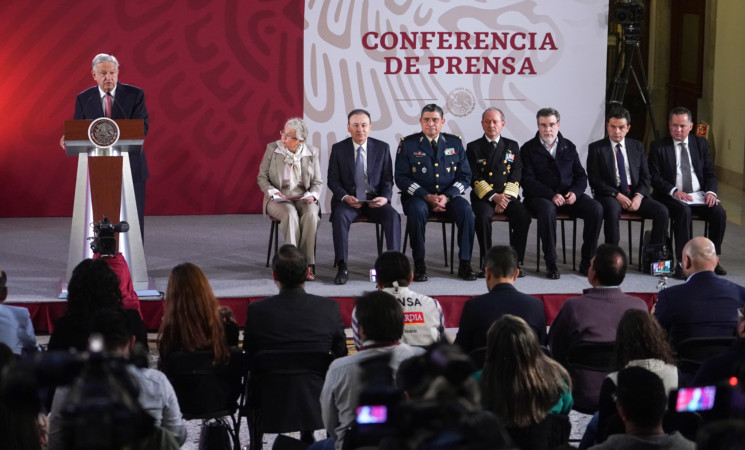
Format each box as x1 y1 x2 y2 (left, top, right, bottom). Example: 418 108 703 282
48 308 186 449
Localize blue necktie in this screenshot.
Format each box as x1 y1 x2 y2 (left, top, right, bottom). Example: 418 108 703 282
616 143 629 193
355 146 366 200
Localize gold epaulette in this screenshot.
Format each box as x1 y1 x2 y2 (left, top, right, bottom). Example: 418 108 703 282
474 180 492 199
504 182 520 198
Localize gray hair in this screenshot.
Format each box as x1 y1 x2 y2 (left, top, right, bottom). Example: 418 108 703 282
536 107 560 122
92 53 119 70
482 107 505 121
285 117 308 141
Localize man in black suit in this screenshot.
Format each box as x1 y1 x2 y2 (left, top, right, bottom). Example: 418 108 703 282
327 109 401 284
587 107 668 249
69 53 150 239
243 244 348 444
649 107 727 278
467 107 531 278
521 107 602 279
454 245 546 355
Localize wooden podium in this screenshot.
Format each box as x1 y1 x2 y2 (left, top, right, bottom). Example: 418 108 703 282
62 119 151 294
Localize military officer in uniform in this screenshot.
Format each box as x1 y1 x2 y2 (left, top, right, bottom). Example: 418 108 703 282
394 104 477 281
467 107 531 278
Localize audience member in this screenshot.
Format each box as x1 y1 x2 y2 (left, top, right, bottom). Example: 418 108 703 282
351 251 444 348
588 367 695 450
467 107 531 277
649 106 727 278
581 309 678 448
49 308 186 448
520 107 602 279
0 269 39 356
314 291 424 450
243 244 347 445
0 342 46 450
654 236 745 346
327 108 401 285
454 246 546 356
693 305 745 386
48 259 147 353
548 244 647 412
157 262 238 367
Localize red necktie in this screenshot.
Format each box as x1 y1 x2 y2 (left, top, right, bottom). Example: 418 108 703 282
105 94 112 118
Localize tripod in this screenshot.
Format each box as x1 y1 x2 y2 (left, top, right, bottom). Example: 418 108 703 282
606 30 660 141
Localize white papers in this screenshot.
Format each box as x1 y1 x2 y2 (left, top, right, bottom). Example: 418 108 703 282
677 191 718 205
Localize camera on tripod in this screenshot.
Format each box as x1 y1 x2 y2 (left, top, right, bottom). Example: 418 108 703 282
89 216 129 257
612 0 645 39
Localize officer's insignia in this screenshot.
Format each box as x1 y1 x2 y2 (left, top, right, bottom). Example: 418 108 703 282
477 159 486 164
422 167 427 174
446 167 450 173
397 146 402 154
505 151 515 163
413 151 424 157
444 148 455 156
419 136 424 142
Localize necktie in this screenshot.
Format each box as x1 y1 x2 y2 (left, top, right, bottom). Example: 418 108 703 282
431 139 438 153
679 142 693 193
355 146 366 200
491 140 498 150
616 143 629 193
104 93 112 118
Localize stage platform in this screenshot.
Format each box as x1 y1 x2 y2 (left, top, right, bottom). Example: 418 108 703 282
2 214 743 333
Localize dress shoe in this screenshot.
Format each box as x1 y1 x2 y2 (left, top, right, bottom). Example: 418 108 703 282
458 261 477 281
715 263 727 276
517 267 526 278
414 264 428 282
546 265 560 280
477 269 486 278
306 264 316 282
334 264 348 285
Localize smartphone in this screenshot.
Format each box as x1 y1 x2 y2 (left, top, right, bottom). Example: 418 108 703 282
370 269 377 283
356 405 387 424
650 260 673 276
675 386 717 412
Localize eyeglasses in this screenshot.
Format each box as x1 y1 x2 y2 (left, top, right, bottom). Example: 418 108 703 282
280 130 299 141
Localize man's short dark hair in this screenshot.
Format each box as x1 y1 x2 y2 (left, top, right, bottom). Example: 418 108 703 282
375 251 411 287
536 107 560 122
615 366 668 428
669 106 693 123
89 308 133 352
484 246 518 279
592 244 627 286
421 103 444 119
347 109 371 123
607 106 631 125
0 270 6 290
355 291 404 343
272 244 307 289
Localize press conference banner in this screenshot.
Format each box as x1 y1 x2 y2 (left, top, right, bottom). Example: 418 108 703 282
304 0 608 211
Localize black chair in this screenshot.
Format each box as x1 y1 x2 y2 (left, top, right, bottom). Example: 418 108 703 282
565 341 616 414
333 213 384 268
242 350 335 450
675 336 737 376
505 413 571 450
402 211 456 273
265 211 324 267
159 348 247 450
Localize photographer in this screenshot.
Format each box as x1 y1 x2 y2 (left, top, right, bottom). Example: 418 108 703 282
48 308 186 449
90 217 141 316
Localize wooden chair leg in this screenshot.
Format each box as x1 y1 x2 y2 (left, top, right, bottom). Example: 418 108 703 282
266 221 276 267
403 227 408 256
536 231 541 273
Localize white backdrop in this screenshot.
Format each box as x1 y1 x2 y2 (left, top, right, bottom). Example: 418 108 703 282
304 0 608 212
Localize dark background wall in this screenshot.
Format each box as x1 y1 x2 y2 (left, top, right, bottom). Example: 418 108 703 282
0 0 303 217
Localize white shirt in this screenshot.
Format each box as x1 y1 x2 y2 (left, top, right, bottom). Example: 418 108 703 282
609 138 633 191
541 136 558 158
672 136 702 194
97 85 117 115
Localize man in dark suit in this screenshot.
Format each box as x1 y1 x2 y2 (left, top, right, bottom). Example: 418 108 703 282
467 107 531 278
395 104 476 281
521 107 602 279
654 237 745 347
327 109 401 284
587 107 668 249
454 246 546 355
649 107 727 278
548 244 647 412
243 244 348 444
72 53 149 239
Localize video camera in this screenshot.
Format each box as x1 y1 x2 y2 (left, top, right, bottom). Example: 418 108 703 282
611 0 645 39
89 216 129 257
1 336 153 449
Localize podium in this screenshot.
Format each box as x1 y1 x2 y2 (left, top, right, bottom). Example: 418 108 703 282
61 119 152 295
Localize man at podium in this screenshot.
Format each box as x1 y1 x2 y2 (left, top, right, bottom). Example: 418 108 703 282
70 53 150 238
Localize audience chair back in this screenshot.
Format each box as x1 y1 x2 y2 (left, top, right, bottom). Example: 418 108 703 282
160 348 247 448
565 341 616 414
675 336 737 376
242 350 334 447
